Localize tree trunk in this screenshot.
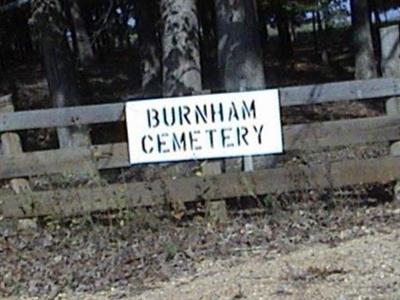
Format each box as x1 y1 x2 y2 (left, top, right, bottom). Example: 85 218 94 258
214 0 266 92
67 0 94 66
136 0 162 97
274 0 293 60
160 0 202 96
159 0 221 210
351 0 377 79
31 0 91 148
312 10 319 56
255 0 269 69
381 26 400 90
215 0 273 171
316 9 329 65
198 0 219 91
370 0 382 74
380 25 400 202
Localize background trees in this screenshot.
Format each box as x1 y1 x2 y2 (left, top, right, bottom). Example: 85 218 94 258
214 0 266 92
351 0 377 79
0 0 399 100
160 0 202 97
30 0 92 148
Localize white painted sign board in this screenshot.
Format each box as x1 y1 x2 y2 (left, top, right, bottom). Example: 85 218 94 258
126 89 283 164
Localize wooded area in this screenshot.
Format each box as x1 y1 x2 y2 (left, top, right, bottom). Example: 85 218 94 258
1 0 400 103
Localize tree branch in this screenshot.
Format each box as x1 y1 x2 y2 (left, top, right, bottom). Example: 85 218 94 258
0 0 30 13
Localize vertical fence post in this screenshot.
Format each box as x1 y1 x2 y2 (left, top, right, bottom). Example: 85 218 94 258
0 95 31 194
203 160 227 224
380 24 400 201
0 94 37 230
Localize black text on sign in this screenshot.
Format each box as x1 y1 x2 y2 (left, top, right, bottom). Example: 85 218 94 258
125 89 283 164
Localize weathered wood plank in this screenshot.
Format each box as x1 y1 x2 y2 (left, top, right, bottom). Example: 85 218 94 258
0 147 106 179
2 155 400 218
280 78 400 106
0 115 398 179
0 103 125 132
0 144 124 179
284 115 400 150
1 78 400 132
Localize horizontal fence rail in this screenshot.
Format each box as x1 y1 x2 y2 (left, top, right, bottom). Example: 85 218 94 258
1 78 400 133
279 77 400 106
2 155 400 218
0 115 399 179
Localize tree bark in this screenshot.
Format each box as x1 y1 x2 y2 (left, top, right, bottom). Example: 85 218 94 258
351 0 377 79
255 0 269 70
136 0 162 97
67 0 94 66
159 0 221 204
214 0 272 171
274 0 293 60
316 9 329 65
160 0 202 96
31 0 91 148
380 25 400 202
214 0 266 92
198 0 219 91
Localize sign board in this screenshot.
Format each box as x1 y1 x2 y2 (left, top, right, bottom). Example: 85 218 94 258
125 89 283 164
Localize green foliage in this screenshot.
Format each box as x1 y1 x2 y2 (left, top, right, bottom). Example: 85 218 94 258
163 241 179 260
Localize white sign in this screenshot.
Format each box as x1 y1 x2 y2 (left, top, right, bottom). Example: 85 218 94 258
126 89 283 164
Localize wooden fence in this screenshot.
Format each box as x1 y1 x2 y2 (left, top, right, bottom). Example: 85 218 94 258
1 77 400 219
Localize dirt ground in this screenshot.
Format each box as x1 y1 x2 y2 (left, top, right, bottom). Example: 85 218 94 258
10 219 400 300
2 197 400 300
131 226 400 300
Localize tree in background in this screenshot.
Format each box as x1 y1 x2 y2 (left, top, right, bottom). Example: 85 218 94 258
30 0 91 148
198 0 219 91
136 0 162 97
66 0 94 66
159 0 202 97
214 0 272 171
350 0 377 79
214 0 266 92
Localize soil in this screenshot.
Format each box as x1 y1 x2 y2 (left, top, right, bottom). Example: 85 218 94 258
131 226 400 300
2 192 400 300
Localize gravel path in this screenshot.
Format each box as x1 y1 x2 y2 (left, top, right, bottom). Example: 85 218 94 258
130 226 400 300
13 222 398 300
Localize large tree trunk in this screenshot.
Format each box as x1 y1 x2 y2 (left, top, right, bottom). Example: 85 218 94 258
381 25 400 114
214 0 272 171
380 25 400 202
67 0 94 66
160 0 202 96
159 0 222 215
136 0 162 97
351 0 377 79
31 0 91 148
214 0 266 92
